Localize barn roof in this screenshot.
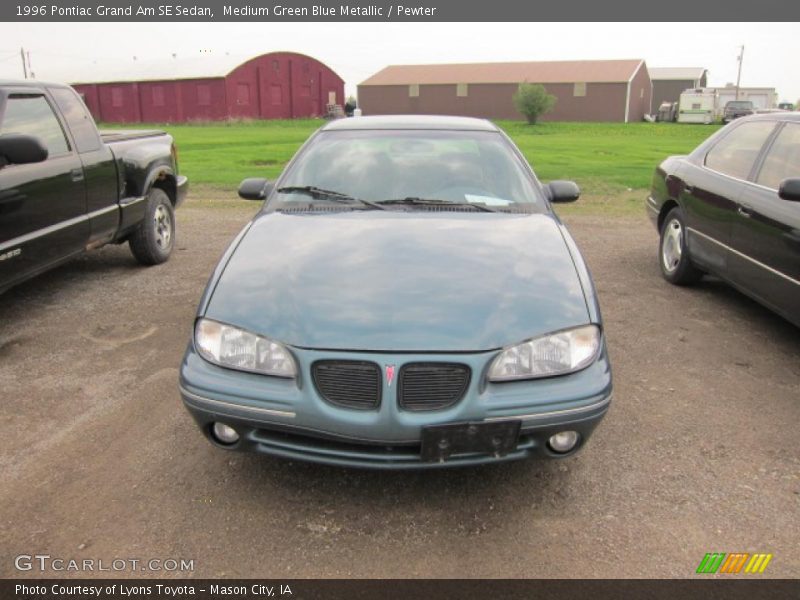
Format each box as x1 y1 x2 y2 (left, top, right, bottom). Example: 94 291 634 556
359 59 646 86
69 51 333 85
69 54 250 84
649 67 707 81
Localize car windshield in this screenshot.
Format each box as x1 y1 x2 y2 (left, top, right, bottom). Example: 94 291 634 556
727 101 753 108
274 129 544 211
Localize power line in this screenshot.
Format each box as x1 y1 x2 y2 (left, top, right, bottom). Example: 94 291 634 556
32 50 105 61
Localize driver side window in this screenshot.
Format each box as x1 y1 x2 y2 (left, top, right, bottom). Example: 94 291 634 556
1 95 70 158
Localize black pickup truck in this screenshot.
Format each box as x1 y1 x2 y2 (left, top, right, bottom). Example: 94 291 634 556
722 100 755 123
0 80 188 293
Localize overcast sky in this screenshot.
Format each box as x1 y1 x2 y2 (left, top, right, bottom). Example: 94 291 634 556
1 22 797 103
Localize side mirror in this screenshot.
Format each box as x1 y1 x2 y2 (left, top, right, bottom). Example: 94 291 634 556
778 178 800 202
0 134 48 167
546 180 581 203
238 178 273 201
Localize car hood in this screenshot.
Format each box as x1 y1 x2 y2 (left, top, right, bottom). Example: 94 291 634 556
204 211 590 352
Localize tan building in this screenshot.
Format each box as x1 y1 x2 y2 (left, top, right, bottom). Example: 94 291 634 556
650 67 708 109
716 84 778 110
358 59 652 123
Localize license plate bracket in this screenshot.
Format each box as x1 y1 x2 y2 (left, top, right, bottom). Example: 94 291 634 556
420 420 521 462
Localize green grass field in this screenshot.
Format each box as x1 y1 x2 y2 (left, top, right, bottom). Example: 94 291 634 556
103 119 721 215
498 121 720 190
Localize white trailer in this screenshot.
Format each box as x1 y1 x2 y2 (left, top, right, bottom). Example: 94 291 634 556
677 88 718 124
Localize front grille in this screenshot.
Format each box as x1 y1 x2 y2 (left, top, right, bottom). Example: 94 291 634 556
312 360 382 410
398 362 471 411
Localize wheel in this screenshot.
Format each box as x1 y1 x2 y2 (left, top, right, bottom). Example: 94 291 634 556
659 207 702 285
129 188 175 265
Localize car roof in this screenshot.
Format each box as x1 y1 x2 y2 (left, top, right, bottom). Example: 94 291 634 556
736 111 800 123
321 115 499 132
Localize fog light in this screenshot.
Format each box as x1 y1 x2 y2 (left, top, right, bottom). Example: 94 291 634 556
548 430 579 453
211 422 239 445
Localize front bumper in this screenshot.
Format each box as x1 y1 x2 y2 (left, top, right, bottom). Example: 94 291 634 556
179 343 612 469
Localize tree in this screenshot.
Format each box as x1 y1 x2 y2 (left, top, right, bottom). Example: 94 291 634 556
513 83 556 124
344 95 357 117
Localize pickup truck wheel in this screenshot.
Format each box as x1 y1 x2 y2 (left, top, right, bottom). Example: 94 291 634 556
129 188 175 265
660 207 702 285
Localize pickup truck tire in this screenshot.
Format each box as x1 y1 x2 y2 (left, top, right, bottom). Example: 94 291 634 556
129 188 175 265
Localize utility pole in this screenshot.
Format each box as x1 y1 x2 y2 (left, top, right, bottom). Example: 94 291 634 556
20 47 28 79
26 51 34 79
735 45 744 101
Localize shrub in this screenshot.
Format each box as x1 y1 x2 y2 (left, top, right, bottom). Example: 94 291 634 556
513 83 556 124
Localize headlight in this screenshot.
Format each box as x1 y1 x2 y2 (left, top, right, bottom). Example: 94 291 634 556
194 318 297 378
488 325 601 381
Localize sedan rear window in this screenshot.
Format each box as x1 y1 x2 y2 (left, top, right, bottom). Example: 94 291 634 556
756 122 800 190
277 129 543 210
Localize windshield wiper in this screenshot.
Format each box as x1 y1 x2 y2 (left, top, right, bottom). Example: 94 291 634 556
376 197 499 212
277 186 386 210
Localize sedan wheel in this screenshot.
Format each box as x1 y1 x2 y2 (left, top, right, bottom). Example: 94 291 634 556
659 207 702 285
661 218 683 274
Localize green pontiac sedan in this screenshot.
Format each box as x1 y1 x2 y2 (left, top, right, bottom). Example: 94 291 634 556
179 116 612 469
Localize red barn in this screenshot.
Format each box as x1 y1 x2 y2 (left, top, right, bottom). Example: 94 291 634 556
71 51 345 123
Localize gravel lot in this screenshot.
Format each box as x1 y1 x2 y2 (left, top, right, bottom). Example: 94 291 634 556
1 197 798 578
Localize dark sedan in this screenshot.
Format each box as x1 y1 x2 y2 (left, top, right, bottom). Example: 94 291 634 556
646 113 800 327
180 116 612 469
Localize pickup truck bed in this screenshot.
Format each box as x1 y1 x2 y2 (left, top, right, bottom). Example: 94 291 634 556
0 80 188 293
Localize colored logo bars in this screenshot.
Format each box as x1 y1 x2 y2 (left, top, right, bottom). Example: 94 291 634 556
696 553 773 574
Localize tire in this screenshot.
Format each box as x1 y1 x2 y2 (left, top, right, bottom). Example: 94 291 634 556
659 207 703 285
129 188 175 265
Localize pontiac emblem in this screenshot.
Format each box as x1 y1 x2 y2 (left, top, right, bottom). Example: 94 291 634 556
386 365 396 387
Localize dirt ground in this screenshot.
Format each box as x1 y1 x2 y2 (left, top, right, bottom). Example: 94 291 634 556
1 197 798 579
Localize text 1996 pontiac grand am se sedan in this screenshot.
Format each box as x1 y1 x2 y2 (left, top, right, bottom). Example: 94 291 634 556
179 116 612 469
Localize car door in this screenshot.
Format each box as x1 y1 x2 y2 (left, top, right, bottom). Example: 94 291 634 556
0 88 88 289
679 120 778 276
730 120 800 322
48 86 119 247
